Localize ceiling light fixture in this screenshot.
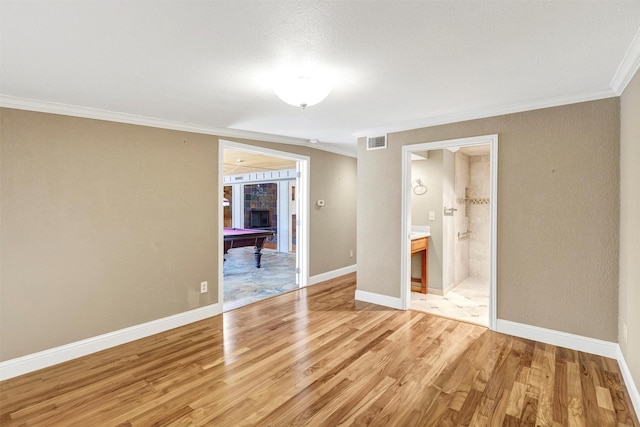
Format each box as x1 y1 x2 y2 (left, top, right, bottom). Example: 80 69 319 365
274 75 331 109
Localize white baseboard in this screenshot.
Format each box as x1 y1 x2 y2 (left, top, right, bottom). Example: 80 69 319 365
354 289 403 310
617 345 640 418
0 303 220 381
308 264 357 286
496 319 618 358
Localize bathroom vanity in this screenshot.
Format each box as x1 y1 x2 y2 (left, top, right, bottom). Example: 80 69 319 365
410 231 429 294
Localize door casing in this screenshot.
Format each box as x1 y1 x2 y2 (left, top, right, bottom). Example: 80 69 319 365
219 140 310 308
400 134 498 330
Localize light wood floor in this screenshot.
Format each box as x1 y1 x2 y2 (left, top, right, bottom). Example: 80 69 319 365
1 273 638 426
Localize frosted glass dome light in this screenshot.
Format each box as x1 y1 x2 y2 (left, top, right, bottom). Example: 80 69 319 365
274 75 331 109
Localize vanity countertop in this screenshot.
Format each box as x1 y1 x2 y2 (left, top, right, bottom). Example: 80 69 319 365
410 226 431 240
410 232 430 240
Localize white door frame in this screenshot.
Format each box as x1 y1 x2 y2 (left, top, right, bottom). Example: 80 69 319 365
400 134 498 330
287 181 297 253
219 140 310 308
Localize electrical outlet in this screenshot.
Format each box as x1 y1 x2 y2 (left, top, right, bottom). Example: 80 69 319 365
200 281 208 293
429 211 435 220
349 250 353 258
623 323 628 344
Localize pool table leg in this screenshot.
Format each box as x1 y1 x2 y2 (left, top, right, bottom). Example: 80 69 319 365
254 247 263 268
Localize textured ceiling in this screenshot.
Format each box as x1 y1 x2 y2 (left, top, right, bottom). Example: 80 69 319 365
223 148 296 175
1 1 639 155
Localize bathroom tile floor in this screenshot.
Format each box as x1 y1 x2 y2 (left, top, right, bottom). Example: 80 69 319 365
410 276 489 326
223 247 297 311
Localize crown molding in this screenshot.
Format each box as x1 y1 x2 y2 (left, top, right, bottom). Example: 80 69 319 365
302 141 357 158
611 26 640 95
0 95 305 144
353 27 640 140
0 95 356 158
353 87 617 140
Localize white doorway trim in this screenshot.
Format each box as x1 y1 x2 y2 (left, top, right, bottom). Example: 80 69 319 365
400 134 498 330
218 140 310 309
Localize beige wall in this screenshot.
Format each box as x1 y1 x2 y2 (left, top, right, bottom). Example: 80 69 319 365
1 109 219 360
357 98 620 341
620 70 640 389
308 150 358 274
410 151 444 291
0 108 357 361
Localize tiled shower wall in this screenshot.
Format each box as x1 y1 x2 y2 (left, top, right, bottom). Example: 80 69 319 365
469 155 490 279
454 152 470 284
454 152 490 283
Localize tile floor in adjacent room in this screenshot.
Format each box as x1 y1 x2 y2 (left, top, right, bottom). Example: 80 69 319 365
223 246 297 311
410 276 489 326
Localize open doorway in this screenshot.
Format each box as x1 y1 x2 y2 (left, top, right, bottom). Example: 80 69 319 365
401 135 498 329
219 140 309 311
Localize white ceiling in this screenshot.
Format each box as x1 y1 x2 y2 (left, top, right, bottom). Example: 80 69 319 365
223 148 296 175
460 145 490 157
2 1 639 156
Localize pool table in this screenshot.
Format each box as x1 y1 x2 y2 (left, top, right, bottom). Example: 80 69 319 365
223 227 274 268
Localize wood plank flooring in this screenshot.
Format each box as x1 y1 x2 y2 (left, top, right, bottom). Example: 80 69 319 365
1 273 638 426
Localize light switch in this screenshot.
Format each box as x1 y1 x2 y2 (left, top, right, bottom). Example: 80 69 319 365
429 211 435 220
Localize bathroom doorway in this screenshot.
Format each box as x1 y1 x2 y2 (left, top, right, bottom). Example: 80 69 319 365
401 135 498 329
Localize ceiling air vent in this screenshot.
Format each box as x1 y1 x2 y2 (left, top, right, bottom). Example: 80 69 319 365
367 135 387 151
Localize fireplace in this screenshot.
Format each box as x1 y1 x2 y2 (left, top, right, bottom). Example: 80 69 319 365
249 210 270 229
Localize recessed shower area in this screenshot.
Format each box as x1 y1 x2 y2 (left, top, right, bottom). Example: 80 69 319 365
402 135 497 328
